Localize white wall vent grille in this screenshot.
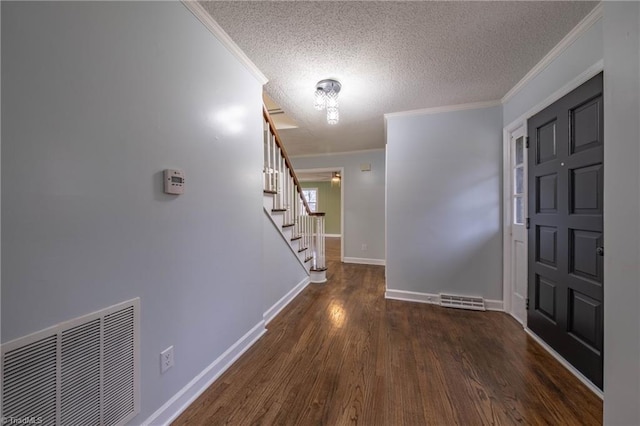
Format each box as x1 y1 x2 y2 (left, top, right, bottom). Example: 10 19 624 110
440 293 486 311
1 298 140 426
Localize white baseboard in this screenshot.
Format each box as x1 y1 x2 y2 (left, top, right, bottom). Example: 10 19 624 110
325 234 341 238
343 257 386 266
525 328 603 399
263 276 310 325
142 321 267 426
385 289 504 311
484 299 504 312
385 289 440 305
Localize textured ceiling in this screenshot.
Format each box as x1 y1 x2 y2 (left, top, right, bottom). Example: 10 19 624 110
201 1 597 156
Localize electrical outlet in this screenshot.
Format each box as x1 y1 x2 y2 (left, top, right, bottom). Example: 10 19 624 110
160 346 174 374
361 243 367 251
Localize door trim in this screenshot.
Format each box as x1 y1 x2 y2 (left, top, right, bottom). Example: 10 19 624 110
502 60 605 321
502 124 527 324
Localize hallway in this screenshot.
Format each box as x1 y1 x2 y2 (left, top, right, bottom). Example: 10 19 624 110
174 238 601 425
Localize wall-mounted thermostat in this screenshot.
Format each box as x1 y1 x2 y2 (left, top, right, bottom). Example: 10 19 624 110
164 169 185 195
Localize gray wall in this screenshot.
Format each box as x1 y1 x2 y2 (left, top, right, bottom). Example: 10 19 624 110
386 106 503 300
2 2 264 422
262 214 308 313
602 3 640 424
292 150 385 261
503 19 603 126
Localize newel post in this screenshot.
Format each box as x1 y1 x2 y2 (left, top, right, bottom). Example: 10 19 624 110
309 212 327 284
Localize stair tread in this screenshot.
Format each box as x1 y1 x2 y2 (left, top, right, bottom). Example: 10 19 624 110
282 223 295 228
263 189 277 194
272 208 287 212
290 236 302 241
298 247 307 253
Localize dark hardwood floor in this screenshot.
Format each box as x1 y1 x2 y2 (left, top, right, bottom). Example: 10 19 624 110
174 237 602 425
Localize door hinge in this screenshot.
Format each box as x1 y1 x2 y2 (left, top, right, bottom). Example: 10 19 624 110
525 136 529 148
526 218 530 229
526 298 530 310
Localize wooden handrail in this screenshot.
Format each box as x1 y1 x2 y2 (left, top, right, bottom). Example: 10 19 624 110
263 104 316 215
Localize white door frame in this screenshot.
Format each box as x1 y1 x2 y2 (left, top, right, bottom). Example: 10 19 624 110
296 167 345 263
501 60 604 325
502 122 528 325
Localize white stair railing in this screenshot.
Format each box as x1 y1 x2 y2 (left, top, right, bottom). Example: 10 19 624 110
263 106 327 283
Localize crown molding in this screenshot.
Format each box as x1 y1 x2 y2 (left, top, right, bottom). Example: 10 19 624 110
504 59 603 132
501 3 603 105
181 1 268 85
384 100 501 119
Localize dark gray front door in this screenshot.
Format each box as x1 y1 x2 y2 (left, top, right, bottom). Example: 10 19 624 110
527 73 603 389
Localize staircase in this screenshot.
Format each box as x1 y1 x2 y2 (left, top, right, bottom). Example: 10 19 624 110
262 106 327 284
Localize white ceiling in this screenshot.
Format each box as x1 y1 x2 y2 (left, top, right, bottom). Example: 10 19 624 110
201 1 597 157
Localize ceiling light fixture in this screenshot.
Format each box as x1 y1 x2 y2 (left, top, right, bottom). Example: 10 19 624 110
331 171 341 187
314 79 341 125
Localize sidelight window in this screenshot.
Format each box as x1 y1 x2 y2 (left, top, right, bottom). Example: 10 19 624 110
513 136 525 224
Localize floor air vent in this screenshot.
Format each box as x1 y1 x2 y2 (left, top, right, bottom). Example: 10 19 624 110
2 298 140 426
440 294 486 311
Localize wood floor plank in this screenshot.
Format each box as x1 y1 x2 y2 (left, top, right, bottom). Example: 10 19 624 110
173 238 602 425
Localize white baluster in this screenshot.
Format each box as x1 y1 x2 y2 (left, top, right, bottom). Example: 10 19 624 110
298 190 302 238
287 173 291 224
297 191 302 239
316 216 321 269
290 177 294 225
308 216 311 252
313 216 317 269
305 214 308 250
279 149 284 210
320 217 324 268
276 148 280 209
283 168 287 221
276 146 282 209
269 128 273 193
270 133 276 193
291 178 295 225
303 212 307 250
287 175 292 224
286 175 290 224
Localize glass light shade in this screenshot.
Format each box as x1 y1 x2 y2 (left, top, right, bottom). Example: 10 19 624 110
325 89 339 109
326 107 339 125
314 89 326 110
